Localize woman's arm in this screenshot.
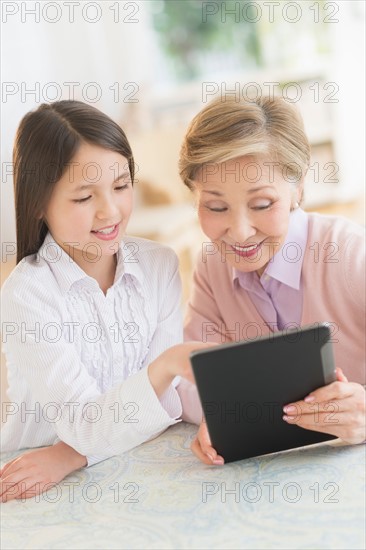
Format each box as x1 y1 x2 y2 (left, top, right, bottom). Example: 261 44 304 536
184 252 228 344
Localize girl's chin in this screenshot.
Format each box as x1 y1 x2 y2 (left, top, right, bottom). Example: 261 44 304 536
68 240 121 260
89 237 121 250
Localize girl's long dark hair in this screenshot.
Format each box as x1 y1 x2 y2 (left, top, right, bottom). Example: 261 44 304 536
13 100 135 263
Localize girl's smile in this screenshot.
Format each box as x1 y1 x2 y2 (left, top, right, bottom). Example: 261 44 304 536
43 142 133 278
91 222 120 240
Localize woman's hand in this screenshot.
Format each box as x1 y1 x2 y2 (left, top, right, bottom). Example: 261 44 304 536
191 419 224 465
283 368 366 444
0 442 87 502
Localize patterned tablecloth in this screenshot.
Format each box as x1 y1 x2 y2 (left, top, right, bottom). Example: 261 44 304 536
1 422 365 550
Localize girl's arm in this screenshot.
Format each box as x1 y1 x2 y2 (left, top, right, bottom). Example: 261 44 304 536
1 247 214 501
1 253 188 462
0 442 87 502
0 340 211 503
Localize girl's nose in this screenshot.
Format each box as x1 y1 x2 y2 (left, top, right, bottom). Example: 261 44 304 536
96 196 119 220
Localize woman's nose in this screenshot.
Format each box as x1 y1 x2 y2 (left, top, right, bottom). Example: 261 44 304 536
227 214 256 243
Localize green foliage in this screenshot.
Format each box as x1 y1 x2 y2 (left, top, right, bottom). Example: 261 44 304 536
151 1 262 80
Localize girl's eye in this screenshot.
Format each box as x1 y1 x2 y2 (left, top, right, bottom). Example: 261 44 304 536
73 184 129 203
115 184 129 191
74 196 91 204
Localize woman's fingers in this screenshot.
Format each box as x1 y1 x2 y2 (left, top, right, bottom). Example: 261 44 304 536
284 381 355 414
336 367 348 383
191 437 213 465
284 383 365 417
191 421 225 465
282 381 366 444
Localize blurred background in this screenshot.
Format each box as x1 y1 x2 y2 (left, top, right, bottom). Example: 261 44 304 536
1 0 365 304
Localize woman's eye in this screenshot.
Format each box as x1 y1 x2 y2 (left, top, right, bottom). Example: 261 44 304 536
204 206 227 212
74 196 91 204
252 202 273 210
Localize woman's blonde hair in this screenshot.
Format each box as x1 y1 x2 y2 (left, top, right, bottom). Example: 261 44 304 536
179 95 310 190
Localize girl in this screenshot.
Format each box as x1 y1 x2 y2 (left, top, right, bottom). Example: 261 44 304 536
0 100 207 501
178 95 366 464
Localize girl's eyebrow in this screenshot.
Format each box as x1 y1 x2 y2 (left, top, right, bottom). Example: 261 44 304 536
72 171 130 193
113 171 130 183
72 183 95 192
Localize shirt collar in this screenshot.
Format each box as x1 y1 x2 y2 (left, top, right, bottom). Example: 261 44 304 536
116 239 144 287
37 232 144 293
233 207 308 291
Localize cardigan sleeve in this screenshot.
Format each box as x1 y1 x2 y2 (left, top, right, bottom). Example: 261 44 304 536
342 229 366 312
179 254 230 425
184 253 229 344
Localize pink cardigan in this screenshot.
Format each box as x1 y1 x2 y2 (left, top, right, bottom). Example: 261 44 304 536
179 213 365 424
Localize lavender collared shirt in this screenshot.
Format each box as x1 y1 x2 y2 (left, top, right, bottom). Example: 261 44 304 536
234 208 309 331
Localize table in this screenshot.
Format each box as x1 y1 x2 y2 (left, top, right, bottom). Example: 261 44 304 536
1 422 365 549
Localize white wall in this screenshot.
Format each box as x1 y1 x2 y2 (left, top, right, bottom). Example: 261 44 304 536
1 1 365 253
1 0 156 247
326 0 365 201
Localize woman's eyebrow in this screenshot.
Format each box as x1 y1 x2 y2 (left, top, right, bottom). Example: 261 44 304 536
201 190 224 197
201 185 275 197
247 185 275 194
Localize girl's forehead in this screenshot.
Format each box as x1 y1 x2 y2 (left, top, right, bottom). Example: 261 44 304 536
71 142 126 163
55 148 130 190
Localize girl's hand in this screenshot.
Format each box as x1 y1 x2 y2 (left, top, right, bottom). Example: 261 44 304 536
149 341 217 397
0 442 87 502
167 341 219 383
283 368 366 444
191 419 224 465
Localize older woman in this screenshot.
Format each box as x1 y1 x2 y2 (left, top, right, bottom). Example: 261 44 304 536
178 95 365 464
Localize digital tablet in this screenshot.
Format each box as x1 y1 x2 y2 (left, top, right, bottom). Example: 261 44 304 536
190 324 337 463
